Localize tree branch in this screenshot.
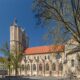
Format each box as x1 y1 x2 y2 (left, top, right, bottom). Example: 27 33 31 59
42 1 80 43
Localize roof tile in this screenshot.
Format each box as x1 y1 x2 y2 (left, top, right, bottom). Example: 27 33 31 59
24 45 65 55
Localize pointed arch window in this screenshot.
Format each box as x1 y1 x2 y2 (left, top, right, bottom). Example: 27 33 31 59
52 63 56 71
45 56 46 60
27 64 30 71
48 55 50 59
33 64 36 71
39 64 42 71
59 63 63 71
46 63 49 71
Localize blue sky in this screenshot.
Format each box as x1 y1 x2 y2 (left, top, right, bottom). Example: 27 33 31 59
0 0 49 56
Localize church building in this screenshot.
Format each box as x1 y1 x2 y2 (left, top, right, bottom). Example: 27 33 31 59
21 45 65 76
10 20 80 78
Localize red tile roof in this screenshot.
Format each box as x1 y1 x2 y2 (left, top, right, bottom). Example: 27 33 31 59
24 45 65 55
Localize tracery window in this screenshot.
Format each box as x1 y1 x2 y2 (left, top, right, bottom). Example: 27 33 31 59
48 55 50 59
33 64 36 71
46 63 49 71
45 56 46 60
37 56 39 59
39 64 42 71
59 63 63 71
27 64 30 71
52 63 56 71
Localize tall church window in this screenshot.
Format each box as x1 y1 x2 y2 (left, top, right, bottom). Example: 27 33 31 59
52 63 56 71
48 55 50 59
37 56 39 59
27 64 30 71
28 56 29 59
46 63 49 71
34 56 36 59
33 64 36 71
45 56 46 60
39 64 42 71
71 59 74 67
59 63 63 71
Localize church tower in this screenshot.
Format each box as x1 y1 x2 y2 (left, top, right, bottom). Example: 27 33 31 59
10 18 29 54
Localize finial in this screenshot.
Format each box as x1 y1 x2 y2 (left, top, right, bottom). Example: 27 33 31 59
13 17 17 26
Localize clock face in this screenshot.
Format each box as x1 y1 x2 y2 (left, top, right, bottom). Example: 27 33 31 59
56 53 61 59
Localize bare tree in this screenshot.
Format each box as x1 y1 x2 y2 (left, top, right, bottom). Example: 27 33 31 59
33 1 80 78
33 0 80 46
